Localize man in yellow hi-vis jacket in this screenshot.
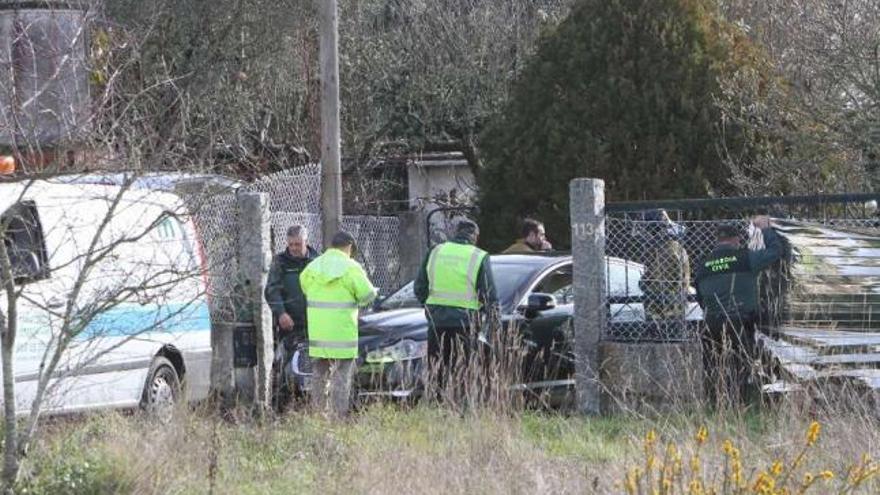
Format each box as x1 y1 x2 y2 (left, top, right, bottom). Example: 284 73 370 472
414 220 499 393
300 231 377 417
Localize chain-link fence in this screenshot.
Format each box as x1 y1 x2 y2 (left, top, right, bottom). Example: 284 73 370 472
426 206 478 247
605 215 724 342
183 165 403 324
342 215 401 295
244 165 324 249
185 188 242 323
604 205 880 342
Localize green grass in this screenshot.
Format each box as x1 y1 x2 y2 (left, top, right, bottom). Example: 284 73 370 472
8 403 880 494
10 405 637 494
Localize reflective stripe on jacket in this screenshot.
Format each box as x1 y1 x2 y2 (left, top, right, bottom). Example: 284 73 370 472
425 242 488 310
300 249 377 359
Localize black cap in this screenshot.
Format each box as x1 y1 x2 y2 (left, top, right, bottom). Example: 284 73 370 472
330 230 356 248
716 224 740 239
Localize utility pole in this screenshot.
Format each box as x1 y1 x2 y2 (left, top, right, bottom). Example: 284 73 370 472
319 0 342 246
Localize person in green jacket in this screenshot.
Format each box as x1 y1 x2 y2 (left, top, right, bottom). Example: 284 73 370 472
265 225 319 339
414 219 499 395
300 231 377 418
264 225 318 410
694 215 782 405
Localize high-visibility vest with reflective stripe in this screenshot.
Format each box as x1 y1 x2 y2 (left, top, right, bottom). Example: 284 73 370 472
300 249 377 359
425 242 487 310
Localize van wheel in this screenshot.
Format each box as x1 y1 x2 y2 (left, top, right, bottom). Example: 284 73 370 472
141 356 181 422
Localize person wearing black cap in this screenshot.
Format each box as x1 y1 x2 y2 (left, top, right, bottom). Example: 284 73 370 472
414 219 499 395
694 216 782 405
264 224 319 409
300 231 377 417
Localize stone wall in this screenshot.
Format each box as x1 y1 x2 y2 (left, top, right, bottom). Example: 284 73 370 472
599 341 704 415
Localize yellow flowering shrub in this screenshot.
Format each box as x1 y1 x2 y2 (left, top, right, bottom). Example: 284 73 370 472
619 421 879 495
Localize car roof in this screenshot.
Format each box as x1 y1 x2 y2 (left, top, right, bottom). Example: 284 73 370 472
489 253 571 269
489 252 635 268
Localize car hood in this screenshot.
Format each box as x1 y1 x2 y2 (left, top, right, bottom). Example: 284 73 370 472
358 308 428 348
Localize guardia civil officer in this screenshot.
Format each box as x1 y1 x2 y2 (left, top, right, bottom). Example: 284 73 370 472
265 225 319 410
414 219 499 394
694 216 781 405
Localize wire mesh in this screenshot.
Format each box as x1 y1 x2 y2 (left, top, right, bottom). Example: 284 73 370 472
604 211 880 342
184 165 404 322
605 216 722 342
342 215 401 295
426 207 478 247
185 190 242 322
243 165 323 215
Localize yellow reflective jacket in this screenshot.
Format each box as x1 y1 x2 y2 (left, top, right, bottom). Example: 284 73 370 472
425 242 488 310
300 249 377 359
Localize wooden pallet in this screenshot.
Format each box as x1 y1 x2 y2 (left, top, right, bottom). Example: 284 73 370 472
759 326 880 392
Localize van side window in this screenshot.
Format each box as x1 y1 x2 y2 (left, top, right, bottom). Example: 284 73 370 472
1 201 49 284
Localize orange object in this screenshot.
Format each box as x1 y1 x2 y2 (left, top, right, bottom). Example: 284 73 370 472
0 155 14 174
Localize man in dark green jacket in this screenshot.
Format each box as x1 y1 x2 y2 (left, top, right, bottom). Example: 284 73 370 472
694 216 782 404
414 219 499 394
265 225 318 408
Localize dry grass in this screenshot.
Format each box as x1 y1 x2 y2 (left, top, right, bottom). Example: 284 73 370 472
5 398 878 495
10 323 880 494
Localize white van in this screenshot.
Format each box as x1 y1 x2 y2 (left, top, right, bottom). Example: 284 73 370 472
0 177 212 416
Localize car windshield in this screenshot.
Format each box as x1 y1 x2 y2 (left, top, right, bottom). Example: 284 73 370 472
378 257 648 312
378 259 547 312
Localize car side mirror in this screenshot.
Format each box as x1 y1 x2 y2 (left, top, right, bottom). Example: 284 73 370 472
526 293 557 313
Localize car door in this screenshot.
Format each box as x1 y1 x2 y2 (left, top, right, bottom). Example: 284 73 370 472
517 264 574 387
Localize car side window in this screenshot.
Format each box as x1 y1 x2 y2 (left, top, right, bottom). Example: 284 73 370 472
532 266 573 304
607 261 643 298
1 201 49 285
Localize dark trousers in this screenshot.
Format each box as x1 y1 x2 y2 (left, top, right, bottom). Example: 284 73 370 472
427 324 475 395
701 317 758 407
271 328 306 412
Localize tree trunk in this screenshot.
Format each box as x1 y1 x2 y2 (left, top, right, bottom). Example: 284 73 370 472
0 307 19 492
0 224 20 491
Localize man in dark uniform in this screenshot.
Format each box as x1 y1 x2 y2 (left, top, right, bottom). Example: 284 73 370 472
264 224 319 408
414 219 499 396
694 216 782 405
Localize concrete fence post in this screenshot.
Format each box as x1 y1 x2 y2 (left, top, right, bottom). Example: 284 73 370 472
569 178 606 415
397 210 428 283
236 192 274 414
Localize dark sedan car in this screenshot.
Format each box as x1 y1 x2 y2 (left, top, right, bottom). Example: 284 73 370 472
283 254 701 401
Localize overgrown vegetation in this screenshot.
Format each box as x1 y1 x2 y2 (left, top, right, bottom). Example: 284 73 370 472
9 403 879 494
476 0 778 250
